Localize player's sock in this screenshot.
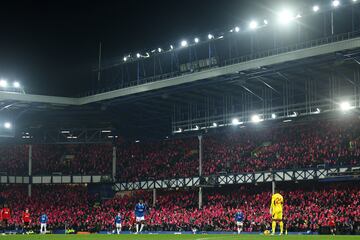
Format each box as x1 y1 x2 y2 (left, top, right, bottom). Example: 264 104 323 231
272 221 276 234
279 221 284 234
140 224 144 232
136 224 139 233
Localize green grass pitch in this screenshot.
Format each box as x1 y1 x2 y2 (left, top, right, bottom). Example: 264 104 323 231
1 234 360 240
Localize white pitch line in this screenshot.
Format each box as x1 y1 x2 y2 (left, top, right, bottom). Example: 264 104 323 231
196 236 235 240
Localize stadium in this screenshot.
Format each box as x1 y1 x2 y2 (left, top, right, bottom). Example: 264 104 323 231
1 0 360 239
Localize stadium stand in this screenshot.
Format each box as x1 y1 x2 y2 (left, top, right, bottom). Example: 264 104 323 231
0 183 359 234
0 116 360 179
116 116 360 181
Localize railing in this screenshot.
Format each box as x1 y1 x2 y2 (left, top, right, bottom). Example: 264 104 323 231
81 30 360 97
0 175 111 184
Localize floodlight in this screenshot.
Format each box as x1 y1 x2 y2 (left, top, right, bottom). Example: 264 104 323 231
158 48 162 53
208 34 214 40
315 108 321 114
332 0 340 7
4 122 11 129
249 21 258 30
271 113 276 119
277 9 294 25
170 45 174 50
340 101 352 111
135 140 140 143
180 40 188 47
263 19 268 25
194 37 200 43
213 122 218 127
123 57 127 62
234 26 240 32
353 0 357 2
195 125 199 130
232 118 242 125
13 82 20 88
313 5 320 12
251 114 262 123
136 53 141 58
0 79 8 88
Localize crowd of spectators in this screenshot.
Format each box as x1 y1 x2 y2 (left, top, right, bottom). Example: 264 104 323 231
0 116 360 180
202 117 360 175
0 144 112 176
117 117 360 181
0 183 359 234
32 144 112 175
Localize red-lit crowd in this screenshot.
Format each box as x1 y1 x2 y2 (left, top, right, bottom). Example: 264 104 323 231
0 183 359 234
1 117 359 181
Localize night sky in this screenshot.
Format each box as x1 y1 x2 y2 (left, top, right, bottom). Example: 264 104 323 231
1 0 317 96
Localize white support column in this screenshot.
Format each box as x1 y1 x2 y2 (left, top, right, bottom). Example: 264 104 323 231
198 187 203 209
198 135 203 209
112 146 117 182
198 135 203 177
153 188 156 207
272 172 276 195
28 145 32 197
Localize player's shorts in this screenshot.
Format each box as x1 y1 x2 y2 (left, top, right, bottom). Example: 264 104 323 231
236 221 244 227
136 216 145 222
272 211 283 221
116 223 122 228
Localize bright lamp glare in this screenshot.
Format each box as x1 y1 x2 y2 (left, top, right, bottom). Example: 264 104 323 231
158 48 162 53
313 5 320 12
271 113 276 119
4 122 11 129
264 19 268 25
123 57 127 62
194 37 199 43
136 53 141 58
208 34 214 40
13 82 20 88
340 101 352 111
213 122 217 127
277 9 294 25
332 0 340 7
251 115 262 123
249 21 258 30
234 26 240 32
0 79 8 88
232 118 242 125
180 40 188 47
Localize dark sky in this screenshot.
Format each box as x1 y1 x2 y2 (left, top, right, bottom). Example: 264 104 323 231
0 0 310 96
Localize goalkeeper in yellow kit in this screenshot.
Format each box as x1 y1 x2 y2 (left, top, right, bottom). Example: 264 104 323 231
270 192 284 235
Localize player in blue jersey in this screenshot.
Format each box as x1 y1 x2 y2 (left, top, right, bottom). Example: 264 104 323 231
114 213 122 234
134 199 146 234
235 211 244 234
39 213 48 234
